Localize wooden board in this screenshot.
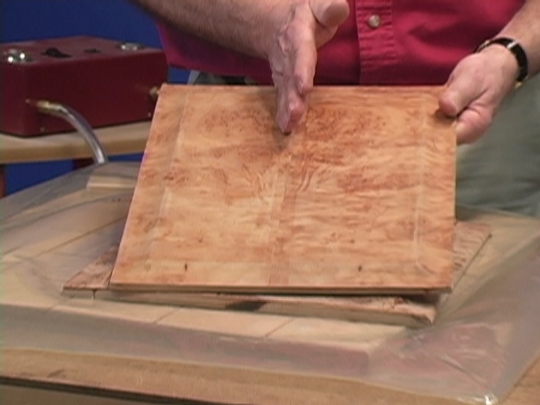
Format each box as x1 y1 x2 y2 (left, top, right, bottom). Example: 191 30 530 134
65 222 490 326
109 84 456 294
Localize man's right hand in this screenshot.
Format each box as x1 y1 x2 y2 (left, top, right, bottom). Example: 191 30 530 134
266 0 349 133
131 0 349 133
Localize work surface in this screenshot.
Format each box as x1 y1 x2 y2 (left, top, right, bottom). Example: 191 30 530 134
1 162 540 405
0 122 150 164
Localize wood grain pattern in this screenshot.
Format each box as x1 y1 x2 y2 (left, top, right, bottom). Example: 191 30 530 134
65 222 490 326
110 84 456 294
63 245 118 291
451 221 491 286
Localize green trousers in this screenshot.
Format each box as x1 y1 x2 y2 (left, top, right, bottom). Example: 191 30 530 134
456 75 540 217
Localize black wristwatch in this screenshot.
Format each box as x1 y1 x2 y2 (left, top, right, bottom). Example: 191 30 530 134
476 37 529 82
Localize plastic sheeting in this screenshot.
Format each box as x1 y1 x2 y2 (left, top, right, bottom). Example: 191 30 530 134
1 162 540 405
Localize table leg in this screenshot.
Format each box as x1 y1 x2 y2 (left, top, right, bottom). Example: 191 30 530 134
0 164 6 198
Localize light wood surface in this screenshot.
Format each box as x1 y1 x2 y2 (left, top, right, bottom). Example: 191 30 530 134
110 84 457 294
2 162 540 405
64 222 491 327
3 348 539 405
0 122 150 164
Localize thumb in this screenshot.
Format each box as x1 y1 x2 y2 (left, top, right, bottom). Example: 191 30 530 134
439 79 491 143
309 0 350 28
453 107 492 144
438 62 493 143
438 72 483 118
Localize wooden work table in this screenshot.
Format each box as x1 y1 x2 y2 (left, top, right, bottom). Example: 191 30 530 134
0 122 150 196
2 346 539 405
1 162 539 405
0 122 150 164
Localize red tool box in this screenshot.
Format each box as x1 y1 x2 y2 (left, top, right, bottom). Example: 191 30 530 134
0 36 168 137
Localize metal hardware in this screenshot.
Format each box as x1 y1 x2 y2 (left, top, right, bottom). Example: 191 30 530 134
149 86 161 101
35 101 109 165
3 48 32 64
118 42 144 52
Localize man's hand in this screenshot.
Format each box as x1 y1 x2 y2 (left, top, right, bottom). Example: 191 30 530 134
438 45 519 144
130 0 349 134
267 0 349 133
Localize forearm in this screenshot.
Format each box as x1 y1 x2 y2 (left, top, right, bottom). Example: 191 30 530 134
497 0 540 76
130 0 282 59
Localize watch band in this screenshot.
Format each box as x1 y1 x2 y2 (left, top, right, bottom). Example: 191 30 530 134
476 37 529 82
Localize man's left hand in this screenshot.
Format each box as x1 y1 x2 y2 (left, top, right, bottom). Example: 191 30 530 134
438 45 519 144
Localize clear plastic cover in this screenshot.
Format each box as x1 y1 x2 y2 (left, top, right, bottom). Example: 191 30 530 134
2 161 539 405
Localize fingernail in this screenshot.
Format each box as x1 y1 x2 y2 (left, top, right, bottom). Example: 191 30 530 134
277 112 290 134
438 88 462 117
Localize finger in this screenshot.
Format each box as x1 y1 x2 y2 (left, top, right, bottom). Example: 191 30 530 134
284 89 307 132
290 0 349 98
309 0 350 27
454 106 492 144
273 0 349 134
274 71 306 133
278 6 319 131
439 81 480 118
438 67 484 118
292 26 317 96
276 87 306 134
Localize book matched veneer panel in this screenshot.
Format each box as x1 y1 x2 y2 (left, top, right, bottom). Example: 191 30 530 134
110 85 456 294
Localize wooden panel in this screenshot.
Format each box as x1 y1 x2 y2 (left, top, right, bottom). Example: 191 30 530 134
65 222 490 326
109 84 456 294
64 245 118 291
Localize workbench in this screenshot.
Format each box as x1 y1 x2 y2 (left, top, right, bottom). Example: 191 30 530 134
0 122 150 196
1 162 539 405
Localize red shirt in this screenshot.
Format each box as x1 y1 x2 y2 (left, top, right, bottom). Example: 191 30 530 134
157 0 524 85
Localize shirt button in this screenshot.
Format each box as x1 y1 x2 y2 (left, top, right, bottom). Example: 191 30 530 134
367 14 381 29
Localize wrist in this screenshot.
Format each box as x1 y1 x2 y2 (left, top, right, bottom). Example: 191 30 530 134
476 37 529 82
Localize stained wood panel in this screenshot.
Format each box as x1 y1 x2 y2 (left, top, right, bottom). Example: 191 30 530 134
109 84 456 294
64 222 491 326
